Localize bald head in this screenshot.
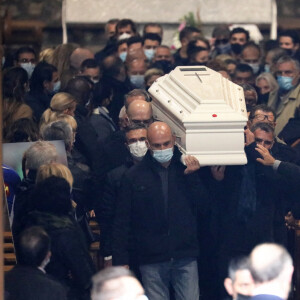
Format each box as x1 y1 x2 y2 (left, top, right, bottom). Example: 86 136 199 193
70 48 94 70
147 121 174 149
126 48 147 67
249 243 293 284
127 100 153 125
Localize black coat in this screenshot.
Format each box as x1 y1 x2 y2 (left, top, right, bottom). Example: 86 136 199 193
12 170 36 240
112 148 209 266
98 160 133 257
88 107 117 144
25 91 52 123
5 265 67 300
22 212 96 300
213 142 298 257
74 104 106 208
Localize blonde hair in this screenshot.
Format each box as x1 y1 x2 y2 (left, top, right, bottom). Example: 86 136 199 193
256 72 279 93
39 48 55 63
40 92 76 127
49 43 79 77
36 162 74 188
144 68 164 85
56 114 77 132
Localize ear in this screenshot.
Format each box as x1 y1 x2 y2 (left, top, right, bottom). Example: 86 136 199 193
124 116 130 127
145 140 151 149
224 278 234 296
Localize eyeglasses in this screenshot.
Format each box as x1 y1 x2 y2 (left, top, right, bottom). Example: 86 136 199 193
255 138 273 146
254 114 275 122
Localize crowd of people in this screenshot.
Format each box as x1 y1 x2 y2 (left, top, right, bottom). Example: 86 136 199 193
2 18 300 300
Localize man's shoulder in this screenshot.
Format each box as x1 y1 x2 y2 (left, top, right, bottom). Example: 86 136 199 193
251 294 283 300
5 266 66 298
6 265 57 285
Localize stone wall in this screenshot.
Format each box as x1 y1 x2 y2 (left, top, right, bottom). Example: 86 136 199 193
1 0 300 51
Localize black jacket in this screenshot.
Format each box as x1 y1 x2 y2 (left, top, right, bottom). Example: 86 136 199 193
22 211 96 300
74 104 106 208
112 148 209 265
25 91 52 123
12 170 37 240
98 159 133 257
88 107 117 144
5 265 67 300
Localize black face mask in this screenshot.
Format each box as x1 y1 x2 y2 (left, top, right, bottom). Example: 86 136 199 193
151 60 174 74
231 43 243 54
284 48 294 56
258 92 270 104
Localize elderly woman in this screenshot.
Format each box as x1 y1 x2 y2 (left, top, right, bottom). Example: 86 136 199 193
255 72 279 104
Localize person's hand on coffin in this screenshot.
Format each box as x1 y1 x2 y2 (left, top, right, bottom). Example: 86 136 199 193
183 155 200 175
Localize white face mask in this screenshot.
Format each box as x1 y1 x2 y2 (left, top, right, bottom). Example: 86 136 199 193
20 62 35 78
247 62 260 74
128 141 148 160
118 33 131 40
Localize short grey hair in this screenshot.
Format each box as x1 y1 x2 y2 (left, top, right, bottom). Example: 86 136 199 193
41 120 73 151
124 89 151 108
276 55 300 72
250 122 275 136
228 256 250 282
91 267 135 300
255 72 279 92
24 141 57 170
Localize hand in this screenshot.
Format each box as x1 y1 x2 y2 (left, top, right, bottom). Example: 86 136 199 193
89 210 95 218
184 155 200 175
211 166 226 181
244 128 255 146
255 144 275 166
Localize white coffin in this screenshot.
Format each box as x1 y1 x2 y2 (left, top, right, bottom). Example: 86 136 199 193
148 66 248 166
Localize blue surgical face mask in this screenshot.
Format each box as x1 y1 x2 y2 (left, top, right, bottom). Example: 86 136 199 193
277 76 294 91
119 51 127 62
20 62 35 78
152 147 173 164
53 80 61 93
130 75 145 88
144 48 155 61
